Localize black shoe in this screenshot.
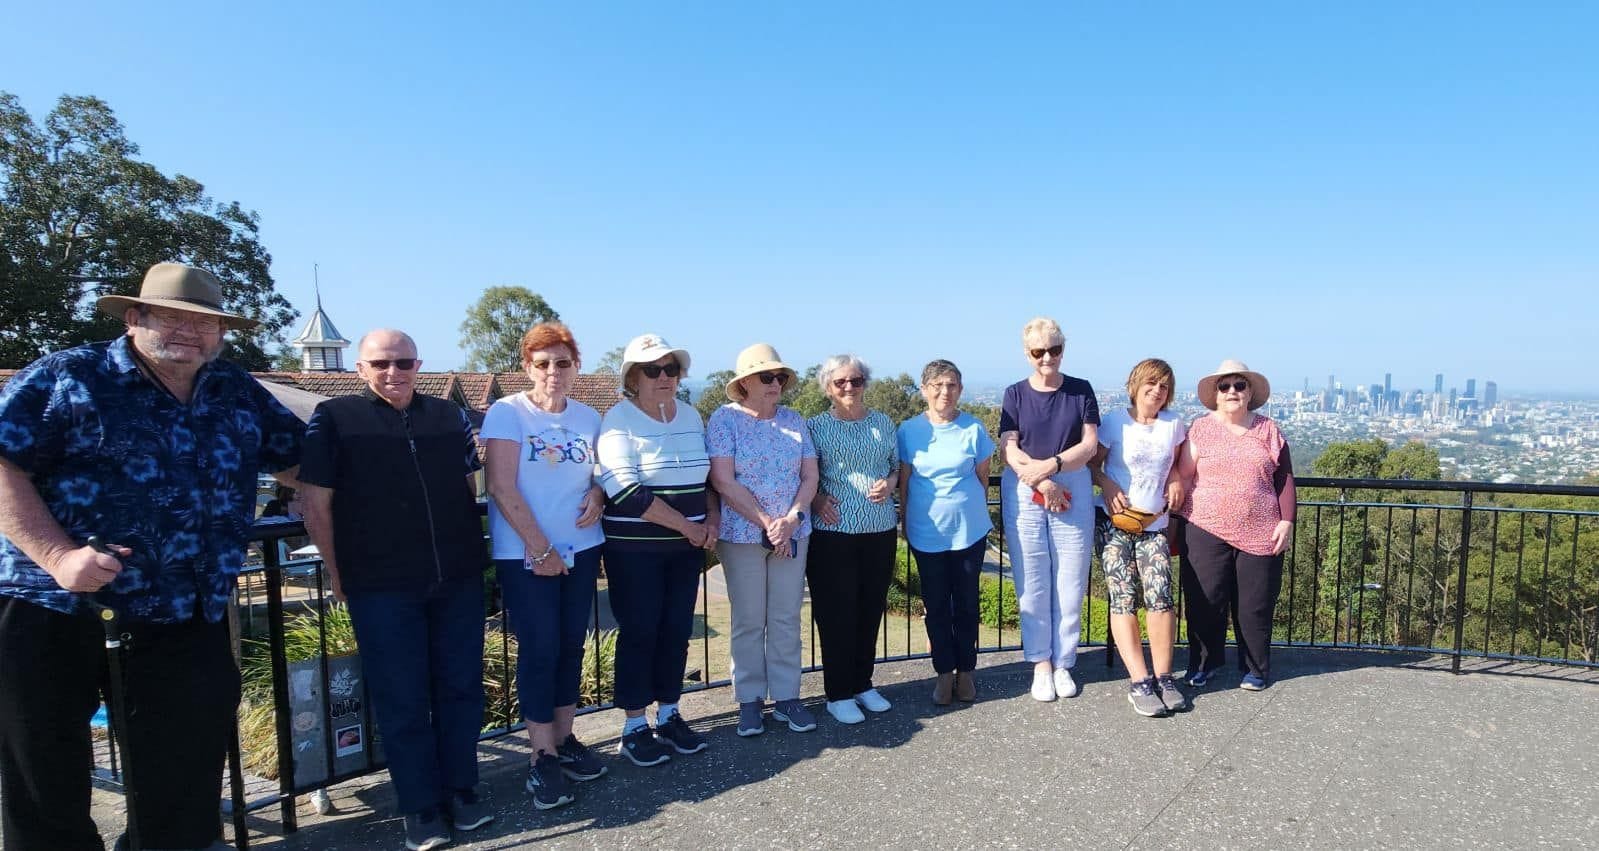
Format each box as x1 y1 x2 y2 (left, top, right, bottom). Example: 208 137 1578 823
525 752 574 810
616 726 672 767
404 807 451 850
654 712 708 754
557 733 608 781
447 786 494 830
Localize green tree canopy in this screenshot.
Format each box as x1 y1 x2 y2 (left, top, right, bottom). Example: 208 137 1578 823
1312 438 1442 480
458 286 559 372
865 373 927 425
594 345 625 374
0 93 294 369
694 369 737 421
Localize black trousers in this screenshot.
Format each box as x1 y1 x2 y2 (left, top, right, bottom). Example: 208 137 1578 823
806 530 896 701
0 596 241 851
1178 522 1284 681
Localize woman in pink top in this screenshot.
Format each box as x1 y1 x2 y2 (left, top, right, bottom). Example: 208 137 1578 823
1174 360 1296 691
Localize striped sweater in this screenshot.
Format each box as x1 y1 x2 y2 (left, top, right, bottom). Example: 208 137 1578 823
595 399 711 551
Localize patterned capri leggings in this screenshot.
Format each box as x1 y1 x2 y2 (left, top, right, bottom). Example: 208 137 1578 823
1095 514 1175 615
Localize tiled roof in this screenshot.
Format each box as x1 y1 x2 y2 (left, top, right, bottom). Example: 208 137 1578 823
453 372 499 411
288 373 372 397
493 372 622 415
0 369 15 391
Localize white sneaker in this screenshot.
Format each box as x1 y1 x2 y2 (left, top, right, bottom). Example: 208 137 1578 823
854 688 892 713
826 698 865 724
1053 667 1079 698
1030 669 1057 702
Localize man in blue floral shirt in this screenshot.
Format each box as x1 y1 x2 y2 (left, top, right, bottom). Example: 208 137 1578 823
0 263 302 851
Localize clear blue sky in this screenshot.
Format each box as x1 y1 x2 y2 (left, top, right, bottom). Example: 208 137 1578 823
4 2 1596 395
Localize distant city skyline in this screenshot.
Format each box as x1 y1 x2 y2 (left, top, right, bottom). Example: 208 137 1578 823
3 4 1595 393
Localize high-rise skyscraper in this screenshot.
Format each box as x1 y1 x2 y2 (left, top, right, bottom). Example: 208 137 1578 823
1484 381 1498 408
1384 373 1392 397
1434 373 1444 395
1465 378 1477 399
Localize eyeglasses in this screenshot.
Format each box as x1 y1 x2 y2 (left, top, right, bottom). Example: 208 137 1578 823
530 358 575 372
364 358 418 371
1217 380 1249 393
925 381 960 392
1028 344 1064 360
831 376 866 389
639 362 681 379
754 371 786 385
145 308 221 334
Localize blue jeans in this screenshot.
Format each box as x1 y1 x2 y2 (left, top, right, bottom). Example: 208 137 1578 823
496 547 600 723
1002 467 1094 669
605 546 705 711
344 574 485 816
912 539 985 674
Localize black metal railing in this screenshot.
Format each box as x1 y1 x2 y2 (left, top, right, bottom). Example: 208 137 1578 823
92 477 1599 846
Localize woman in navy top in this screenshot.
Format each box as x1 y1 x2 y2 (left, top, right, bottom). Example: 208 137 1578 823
998 317 1100 702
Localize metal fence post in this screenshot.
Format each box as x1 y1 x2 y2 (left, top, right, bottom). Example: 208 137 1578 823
262 545 298 831
1451 491 1473 674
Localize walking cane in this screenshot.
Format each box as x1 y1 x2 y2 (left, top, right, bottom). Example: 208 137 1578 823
87 535 140 851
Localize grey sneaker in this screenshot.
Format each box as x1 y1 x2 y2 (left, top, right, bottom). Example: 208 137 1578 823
1127 677 1170 718
737 701 766 737
447 787 493 831
403 808 451 850
771 699 817 732
525 752 574 810
557 733 608 781
1156 675 1191 712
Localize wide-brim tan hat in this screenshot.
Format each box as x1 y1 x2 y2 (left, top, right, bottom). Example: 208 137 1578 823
725 343 796 401
1197 359 1270 411
620 333 691 379
96 262 258 330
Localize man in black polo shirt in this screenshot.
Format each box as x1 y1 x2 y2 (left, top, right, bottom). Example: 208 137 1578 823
298 329 489 851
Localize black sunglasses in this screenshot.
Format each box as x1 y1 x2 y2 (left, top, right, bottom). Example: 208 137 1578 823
1028 344 1064 360
1217 380 1249 393
755 371 786 385
640 362 682 379
831 376 866 389
530 358 574 372
365 358 418 371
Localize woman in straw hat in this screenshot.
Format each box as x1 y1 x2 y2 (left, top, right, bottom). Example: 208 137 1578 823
706 343 820 736
1173 359 1296 692
1087 358 1189 717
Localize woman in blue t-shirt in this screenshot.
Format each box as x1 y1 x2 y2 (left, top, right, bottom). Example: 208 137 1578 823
897 359 995 705
998 317 1100 703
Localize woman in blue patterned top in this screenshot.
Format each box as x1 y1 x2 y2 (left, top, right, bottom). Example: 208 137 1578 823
806 354 900 725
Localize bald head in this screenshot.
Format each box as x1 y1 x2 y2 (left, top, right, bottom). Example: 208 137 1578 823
356 328 422 409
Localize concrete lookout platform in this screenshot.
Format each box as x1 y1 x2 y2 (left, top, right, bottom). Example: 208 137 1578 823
61 647 1599 850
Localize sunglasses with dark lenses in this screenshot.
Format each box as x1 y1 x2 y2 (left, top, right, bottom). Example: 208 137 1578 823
530 358 575 372
755 371 787 385
1029 344 1064 360
639 362 682 379
365 358 418 371
1217 380 1249 393
831 376 866 389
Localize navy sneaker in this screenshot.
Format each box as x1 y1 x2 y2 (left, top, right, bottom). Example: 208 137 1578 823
525 752 574 810
771 699 817 732
617 726 672 766
1240 672 1269 691
1186 668 1212 688
557 733 608 781
655 712 708 754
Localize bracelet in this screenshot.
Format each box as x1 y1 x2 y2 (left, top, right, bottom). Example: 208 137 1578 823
1053 455 1064 473
529 545 556 564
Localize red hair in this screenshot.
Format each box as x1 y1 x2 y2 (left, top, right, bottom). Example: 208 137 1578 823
519 322 581 368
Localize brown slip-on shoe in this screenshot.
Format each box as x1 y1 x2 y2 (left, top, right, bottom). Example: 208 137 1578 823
954 670 976 702
932 671 954 705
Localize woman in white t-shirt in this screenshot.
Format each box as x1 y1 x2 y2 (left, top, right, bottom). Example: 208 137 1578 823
482 321 607 810
1087 358 1189 718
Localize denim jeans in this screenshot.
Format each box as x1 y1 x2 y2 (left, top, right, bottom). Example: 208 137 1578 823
604 545 705 711
912 539 985 674
344 573 485 815
497 546 599 723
